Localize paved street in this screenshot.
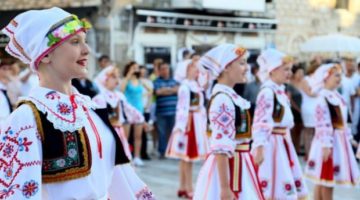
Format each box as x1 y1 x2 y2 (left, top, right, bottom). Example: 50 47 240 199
136 157 360 200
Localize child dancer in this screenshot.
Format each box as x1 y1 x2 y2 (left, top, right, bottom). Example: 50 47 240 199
305 63 360 200
252 49 308 200
194 44 264 200
166 59 209 198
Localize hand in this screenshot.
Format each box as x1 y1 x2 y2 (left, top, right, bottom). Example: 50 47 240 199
253 146 264 166
322 147 331 162
126 66 135 79
220 187 236 200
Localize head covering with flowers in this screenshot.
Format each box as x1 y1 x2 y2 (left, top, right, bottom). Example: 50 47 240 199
2 7 91 71
199 43 249 80
256 48 293 82
308 63 341 94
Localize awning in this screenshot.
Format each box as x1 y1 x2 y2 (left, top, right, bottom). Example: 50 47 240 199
135 9 277 33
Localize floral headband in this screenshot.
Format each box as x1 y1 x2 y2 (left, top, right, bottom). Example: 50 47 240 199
34 15 92 68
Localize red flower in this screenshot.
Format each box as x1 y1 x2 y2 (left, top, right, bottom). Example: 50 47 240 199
295 180 301 188
334 166 340 174
22 180 39 198
178 142 184 149
285 184 292 191
308 160 315 168
215 134 222 139
57 103 72 115
66 133 75 142
261 180 268 188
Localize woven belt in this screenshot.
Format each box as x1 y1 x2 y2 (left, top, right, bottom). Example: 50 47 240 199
272 127 287 136
235 143 250 152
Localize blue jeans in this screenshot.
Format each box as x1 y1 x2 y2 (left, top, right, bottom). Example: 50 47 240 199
156 114 175 155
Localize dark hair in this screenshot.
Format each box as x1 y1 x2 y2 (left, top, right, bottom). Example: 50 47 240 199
183 50 190 59
190 52 200 59
98 55 110 63
123 61 137 77
159 62 169 69
250 63 259 75
292 63 305 74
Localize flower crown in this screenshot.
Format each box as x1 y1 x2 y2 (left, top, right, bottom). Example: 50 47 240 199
47 15 92 47
235 47 247 57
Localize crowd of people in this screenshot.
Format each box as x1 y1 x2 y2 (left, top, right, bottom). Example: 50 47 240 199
1 6 360 200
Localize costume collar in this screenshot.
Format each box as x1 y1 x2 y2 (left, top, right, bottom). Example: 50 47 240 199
261 80 286 95
19 86 96 132
212 83 250 109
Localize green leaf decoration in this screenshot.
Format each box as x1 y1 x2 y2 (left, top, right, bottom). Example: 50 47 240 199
47 33 61 46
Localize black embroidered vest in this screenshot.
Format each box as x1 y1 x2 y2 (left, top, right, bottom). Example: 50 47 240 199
190 91 200 107
272 94 284 123
18 100 130 183
207 92 251 139
325 98 345 129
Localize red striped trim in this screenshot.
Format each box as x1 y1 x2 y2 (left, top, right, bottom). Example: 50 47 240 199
4 27 14 35
6 45 22 58
12 36 31 61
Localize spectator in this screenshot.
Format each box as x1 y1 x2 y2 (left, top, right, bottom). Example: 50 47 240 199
149 58 163 81
121 61 146 166
153 63 179 158
98 54 111 69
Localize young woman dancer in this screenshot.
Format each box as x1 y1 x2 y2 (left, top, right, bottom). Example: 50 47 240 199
252 49 308 200
193 44 264 200
92 66 145 161
305 63 360 200
0 7 154 199
166 59 209 198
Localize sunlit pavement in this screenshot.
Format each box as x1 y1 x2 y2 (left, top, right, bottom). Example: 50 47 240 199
135 157 360 200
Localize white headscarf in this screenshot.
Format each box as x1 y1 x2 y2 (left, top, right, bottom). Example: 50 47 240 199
199 43 249 80
308 63 339 94
2 7 91 71
174 59 192 82
257 48 292 82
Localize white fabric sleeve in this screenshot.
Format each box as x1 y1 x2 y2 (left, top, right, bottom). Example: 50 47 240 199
173 85 190 133
315 101 334 147
0 105 42 199
252 88 274 148
208 94 236 157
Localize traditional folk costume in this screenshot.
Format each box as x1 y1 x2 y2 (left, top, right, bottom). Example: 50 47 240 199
92 66 146 161
0 7 154 200
0 82 12 128
252 49 308 200
166 60 209 162
194 44 264 200
304 63 360 187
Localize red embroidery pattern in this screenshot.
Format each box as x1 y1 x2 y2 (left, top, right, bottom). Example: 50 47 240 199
254 94 272 123
45 91 61 100
0 125 41 192
210 103 235 138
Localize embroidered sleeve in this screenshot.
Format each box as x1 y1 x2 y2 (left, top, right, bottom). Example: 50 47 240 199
252 88 274 148
173 85 190 133
0 105 42 199
209 94 236 157
315 101 334 147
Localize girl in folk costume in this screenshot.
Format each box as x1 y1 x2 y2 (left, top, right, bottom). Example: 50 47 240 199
194 44 264 200
166 59 209 198
252 49 308 200
304 64 360 200
0 7 154 200
92 66 145 161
